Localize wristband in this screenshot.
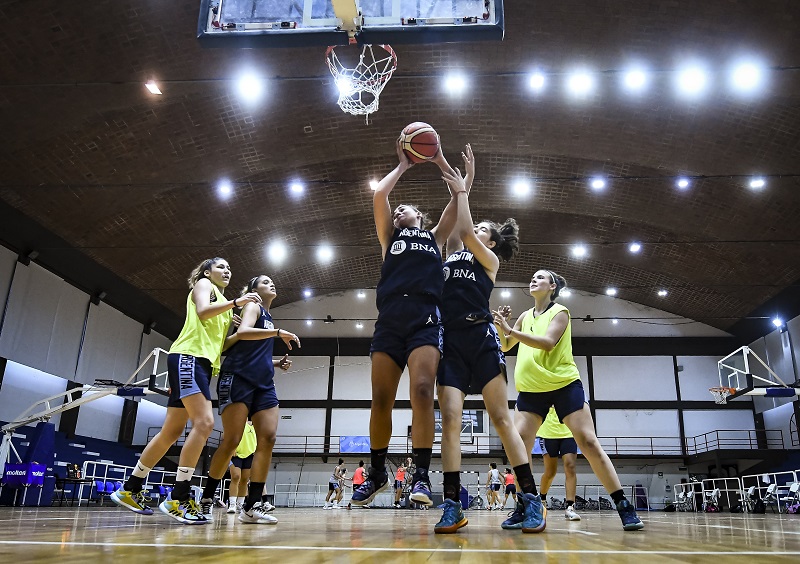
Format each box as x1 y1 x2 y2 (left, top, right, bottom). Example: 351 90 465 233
505 329 513 339
233 298 239 308
277 329 282 337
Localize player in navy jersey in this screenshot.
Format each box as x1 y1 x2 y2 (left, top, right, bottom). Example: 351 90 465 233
198 274 300 525
351 138 460 507
433 145 542 534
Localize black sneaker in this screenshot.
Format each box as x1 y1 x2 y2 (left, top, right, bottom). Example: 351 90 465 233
350 472 388 506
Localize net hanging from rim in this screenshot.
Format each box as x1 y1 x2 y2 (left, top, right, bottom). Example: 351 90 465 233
709 386 736 405
326 44 397 121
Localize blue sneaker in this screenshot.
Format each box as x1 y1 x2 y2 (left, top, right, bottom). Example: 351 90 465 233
350 472 388 506
521 493 546 534
501 495 525 530
409 479 433 506
434 498 468 534
616 499 644 530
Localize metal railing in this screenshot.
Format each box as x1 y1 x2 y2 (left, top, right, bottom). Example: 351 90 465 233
598 437 683 456
684 429 783 454
741 470 800 513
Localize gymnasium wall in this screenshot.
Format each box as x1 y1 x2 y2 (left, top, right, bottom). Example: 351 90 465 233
757 312 800 448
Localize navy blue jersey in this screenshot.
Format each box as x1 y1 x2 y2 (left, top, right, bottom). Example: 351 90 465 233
221 306 275 385
376 227 443 309
441 249 494 328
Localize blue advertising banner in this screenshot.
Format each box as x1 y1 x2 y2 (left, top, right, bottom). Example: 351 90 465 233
339 436 371 453
2 463 46 487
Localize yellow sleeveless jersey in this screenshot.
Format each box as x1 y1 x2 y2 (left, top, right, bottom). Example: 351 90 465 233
513 303 580 393
169 285 232 373
536 407 574 439
235 423 257 458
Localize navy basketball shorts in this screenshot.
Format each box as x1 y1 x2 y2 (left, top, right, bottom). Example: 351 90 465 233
491 483 501 492
370 295 444 371
539 436 579 458
231 454 254 470
329 481 340 491
217 372 279 417
395 480 404 490
516 380 587 421
167 353 213 408
437 322 506 395
505 484 517 495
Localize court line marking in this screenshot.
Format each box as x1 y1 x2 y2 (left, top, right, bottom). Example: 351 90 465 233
1 541 799 555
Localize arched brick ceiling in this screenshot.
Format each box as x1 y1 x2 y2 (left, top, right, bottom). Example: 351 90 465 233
1 1 799 334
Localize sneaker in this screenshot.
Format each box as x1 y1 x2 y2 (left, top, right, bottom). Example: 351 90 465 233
409 480 434 506
565 505 581 521
239 503 278 524
226 503 236 514
199 498 214 522
521 493 546 534
261 501 275 512
434 498 468 534
158 494 209 525
616 499 644 531
323 503 333 510
501 497 525 530
110 488 154 515
351 472 389 506
214 496 227 508
236 501 244 514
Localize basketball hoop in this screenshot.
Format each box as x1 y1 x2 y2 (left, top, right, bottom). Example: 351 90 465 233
709 386 736 405
326 44 397 122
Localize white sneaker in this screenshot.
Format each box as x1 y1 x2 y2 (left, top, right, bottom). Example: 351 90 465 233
261 501 275 512
565 506 581 521
236 501 243 514
323 502 333 510
238 504 278 524
227 503 236 514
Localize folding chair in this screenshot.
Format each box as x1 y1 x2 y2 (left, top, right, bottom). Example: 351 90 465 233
703 488 721 512
777 482 800 513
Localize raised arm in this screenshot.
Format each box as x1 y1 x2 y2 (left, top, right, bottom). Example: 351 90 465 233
192 278 260 321
374 139 413 255
443 145 475 256
494 309 569 352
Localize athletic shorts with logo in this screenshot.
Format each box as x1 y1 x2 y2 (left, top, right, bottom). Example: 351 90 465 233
437 322 506 394
217 371 279 416
167 353 213 408
370 295 443 371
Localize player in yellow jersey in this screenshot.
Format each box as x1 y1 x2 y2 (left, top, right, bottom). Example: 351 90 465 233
537 407 581 521
493 270 644 531
111 257 261 525
226 420 257 514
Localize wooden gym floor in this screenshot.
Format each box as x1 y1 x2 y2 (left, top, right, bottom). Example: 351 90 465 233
0 505 799 562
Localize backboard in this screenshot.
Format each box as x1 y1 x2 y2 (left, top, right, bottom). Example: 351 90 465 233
198 0 505 47
715 346 799 403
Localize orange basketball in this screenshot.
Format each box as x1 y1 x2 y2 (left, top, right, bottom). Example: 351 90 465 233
400 122 440 163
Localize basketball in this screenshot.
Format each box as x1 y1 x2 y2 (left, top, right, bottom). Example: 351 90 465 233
400 122 440 163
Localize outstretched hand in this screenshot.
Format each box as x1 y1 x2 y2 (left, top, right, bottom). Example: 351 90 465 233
278 329 301 350
441 166 468 195
462 143 475 187
491 306 513 334
396 137 414 171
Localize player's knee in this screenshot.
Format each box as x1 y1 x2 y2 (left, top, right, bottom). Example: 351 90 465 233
563 460 577 475
409 381 434 405
192 416 215 436
259 431 277 447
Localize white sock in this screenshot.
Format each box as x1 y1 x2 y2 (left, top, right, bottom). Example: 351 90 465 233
230 496 238 506
176 466 194 482
132 462 151 479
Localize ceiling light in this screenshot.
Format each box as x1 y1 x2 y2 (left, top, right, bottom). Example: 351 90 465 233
772 317 783 328
369 179 379 190
317 245 334 263
571 245 587 258
267 241 287 264
217 179 233 198
612 318 619 325
444 73 467 95
500 289 511 298
566 71 594 96
676 65 708 96
731 61 764 93
657 289 668 297
677 178 690 189
590 178 606 190
605 288 618 296
512 180 531 196
336 77 356 96
529 72 546 92
560 289 572 297
237 73 264 102
749 177 765 189
303 289 312 298
145 81 162 95
306 319 313 326
290 182 304 194
623 69 648 91
628 242 642 253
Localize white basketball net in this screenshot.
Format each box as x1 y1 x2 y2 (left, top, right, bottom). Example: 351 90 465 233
326 44 397 120
709 387 734 405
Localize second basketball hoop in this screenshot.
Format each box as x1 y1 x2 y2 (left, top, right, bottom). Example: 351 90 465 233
326 44 397 121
